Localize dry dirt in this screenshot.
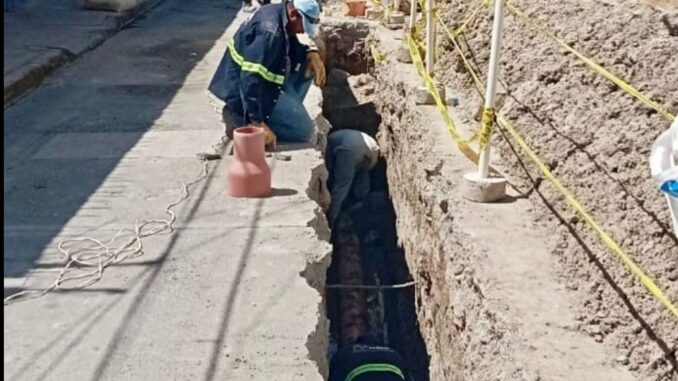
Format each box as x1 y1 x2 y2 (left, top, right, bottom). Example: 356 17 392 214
432 0 678 379
643 0 678 11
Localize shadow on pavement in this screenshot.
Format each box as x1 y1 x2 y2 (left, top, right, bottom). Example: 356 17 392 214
3 0 238 283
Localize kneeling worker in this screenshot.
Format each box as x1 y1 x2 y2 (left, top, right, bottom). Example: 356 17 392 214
208 0 326 149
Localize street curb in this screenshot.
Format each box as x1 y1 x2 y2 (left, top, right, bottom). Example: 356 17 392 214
3 0 166 109
3 49 74 107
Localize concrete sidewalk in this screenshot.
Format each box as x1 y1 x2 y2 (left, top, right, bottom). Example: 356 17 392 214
4 0 332 379
4 0 165 106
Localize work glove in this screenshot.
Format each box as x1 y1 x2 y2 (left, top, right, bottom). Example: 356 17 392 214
306 51 326 87
257 122 277 150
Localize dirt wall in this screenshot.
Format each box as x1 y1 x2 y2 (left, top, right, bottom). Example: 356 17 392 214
320 19 373 74
374 72 534 380
428 0 677 379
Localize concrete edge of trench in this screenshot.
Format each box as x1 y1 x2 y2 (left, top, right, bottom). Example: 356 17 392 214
208 83 334 380
3 0 166 109
298 83 334 380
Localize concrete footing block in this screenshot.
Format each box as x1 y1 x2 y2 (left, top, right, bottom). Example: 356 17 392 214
461 172 507 203
396 45 412 63
445 88 460 107
386 11 405 29
366 8 383 20
388 11 405 24
414 84 445 105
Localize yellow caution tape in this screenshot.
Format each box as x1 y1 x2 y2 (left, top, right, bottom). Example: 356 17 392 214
412 0 426 37
435 0 494 95
402 0 678 321
369 0 382 8
406 34 483 164
411 4 426 51
381 0 399 23
507 3 675 122
437 12 485 89
383 4 391 22
449 0 492 39
413 0 435 41
371 44 388 63
413 3 678 319
496 114 678 319
478 106 495 148
414 12 427 37
367 0 392 23
435 5 496 148
408 0 493 149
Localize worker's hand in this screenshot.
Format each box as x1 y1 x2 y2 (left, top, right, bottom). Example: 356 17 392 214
257 122 277 150
307 51 326 87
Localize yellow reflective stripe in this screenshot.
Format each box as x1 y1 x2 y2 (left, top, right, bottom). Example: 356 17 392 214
344 363 405 381
227 40 285 85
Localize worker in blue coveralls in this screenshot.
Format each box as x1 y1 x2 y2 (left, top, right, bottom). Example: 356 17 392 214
208 0 326 149
326 129 380 228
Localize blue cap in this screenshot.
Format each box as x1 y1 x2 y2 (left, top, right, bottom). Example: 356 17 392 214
293 0 320 38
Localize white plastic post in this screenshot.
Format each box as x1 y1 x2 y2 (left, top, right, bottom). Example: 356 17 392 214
425 0 435 75
409 0 417 32
478 0 504 178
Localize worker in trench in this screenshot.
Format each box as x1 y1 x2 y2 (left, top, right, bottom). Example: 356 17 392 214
326 129 381 228
208 0 326 149
327 158 416 380
326 131 413 380
329 333 414 381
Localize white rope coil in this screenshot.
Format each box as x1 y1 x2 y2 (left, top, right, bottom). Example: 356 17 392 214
4 159 211 306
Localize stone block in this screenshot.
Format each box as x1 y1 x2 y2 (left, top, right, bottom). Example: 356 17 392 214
396 45 412 63
461 172 507 203
387 11 405 26
414 84 445 105
366 8 383 20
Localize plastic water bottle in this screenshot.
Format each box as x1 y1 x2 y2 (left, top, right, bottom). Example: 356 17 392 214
658 168 678 198
650 118 678 237
654 118 678 199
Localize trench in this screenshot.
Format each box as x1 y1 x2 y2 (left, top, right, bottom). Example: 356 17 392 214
318 21 430 381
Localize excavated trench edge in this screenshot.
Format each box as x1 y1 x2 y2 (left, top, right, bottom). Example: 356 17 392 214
310 9 678 381
303 19 431 381
301 89 333 380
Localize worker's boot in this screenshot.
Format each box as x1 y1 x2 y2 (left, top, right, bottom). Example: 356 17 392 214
222 105 236 140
